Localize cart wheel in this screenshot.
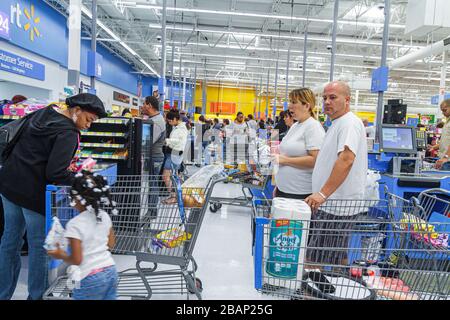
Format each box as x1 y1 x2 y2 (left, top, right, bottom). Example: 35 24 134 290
188 278 203 294
209 203 221 212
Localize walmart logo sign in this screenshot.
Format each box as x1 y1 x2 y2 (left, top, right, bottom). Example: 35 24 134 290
10 2 42 42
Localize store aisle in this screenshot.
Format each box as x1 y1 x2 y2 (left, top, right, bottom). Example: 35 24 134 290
12 181 275 300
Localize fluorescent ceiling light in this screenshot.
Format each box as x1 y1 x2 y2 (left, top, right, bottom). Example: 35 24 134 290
148 24 416 48
129 3 405 29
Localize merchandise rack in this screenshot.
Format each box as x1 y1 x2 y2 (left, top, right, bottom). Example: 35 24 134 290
79 117 132 171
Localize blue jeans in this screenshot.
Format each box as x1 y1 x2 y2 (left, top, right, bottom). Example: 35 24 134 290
153 159 164 175
72 265 118 300
0 195 47 300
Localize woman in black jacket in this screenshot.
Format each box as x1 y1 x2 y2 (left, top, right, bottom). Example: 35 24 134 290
0 93 106 300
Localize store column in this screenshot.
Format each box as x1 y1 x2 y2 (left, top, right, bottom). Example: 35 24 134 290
375 0 391 142
159 0 168 104
67 0 82 91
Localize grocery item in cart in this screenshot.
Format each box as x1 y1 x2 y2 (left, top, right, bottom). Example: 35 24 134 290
265 198 311 279
365 275 420 300
182 189 206 207
152 226 192 249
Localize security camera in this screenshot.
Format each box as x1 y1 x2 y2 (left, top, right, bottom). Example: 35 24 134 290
156 35 162 41
377 4 385 10
326 44 332 50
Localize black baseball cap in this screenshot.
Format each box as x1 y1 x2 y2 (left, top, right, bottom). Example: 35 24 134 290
66 93 107 118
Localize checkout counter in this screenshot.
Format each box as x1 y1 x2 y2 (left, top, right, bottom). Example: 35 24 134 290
369 125 450 200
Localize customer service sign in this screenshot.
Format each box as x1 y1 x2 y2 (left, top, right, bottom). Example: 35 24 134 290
0 49 45 80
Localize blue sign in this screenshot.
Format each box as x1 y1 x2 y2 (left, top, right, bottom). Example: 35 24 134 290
0 48 45 80
371 66 389 93
407 118 419 127
0 10 10 40
87 50 103 78
431 93 450 105
0 0 68 67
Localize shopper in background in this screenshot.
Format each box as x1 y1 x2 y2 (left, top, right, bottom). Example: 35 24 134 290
47 171 118 300
305 81 368 267
434 99 450 170
363 119 376 139
247 114 258 133
257 120 268 139
162 109 188 204
0 93 106 300
227 112 250 164
284 110 296 129
273 111 288 141
213 118 222 130
179 110 191 130
273 88 325 200
141 96 166 174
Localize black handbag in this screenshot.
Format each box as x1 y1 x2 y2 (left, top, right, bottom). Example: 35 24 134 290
0 113 33 165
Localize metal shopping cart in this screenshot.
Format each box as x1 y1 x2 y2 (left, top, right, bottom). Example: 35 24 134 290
43 173 220 300
253 193 449 300
208 164 271 213
385 189 449 300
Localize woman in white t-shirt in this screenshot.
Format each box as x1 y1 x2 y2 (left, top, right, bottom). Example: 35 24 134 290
273 88 325 199
47 171 118 300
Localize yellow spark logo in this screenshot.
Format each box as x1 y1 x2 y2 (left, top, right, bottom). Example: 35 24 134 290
23 4 41 42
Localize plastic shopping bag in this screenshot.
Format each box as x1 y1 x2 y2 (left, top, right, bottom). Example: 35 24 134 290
365 170 381 201
43 216 68 251
181 164 224 189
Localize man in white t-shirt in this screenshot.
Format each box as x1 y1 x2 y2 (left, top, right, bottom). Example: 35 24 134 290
305 81 368 267
306 81 367 209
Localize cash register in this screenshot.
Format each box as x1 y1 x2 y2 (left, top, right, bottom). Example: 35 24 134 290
377 125 450 199
379 125 420 175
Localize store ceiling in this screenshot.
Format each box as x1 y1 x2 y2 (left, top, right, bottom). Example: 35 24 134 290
44 0 449 112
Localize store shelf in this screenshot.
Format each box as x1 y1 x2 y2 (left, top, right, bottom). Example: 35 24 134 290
80 153 127 160
0 115 21 120
80 142 125 148
95 118 130 125
81 131 127 137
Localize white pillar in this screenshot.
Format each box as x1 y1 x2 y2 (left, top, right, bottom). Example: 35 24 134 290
182 76 187 111
439 52 447 103
67 0 82 89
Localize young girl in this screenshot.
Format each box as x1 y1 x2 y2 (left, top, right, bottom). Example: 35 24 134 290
47 170 118 300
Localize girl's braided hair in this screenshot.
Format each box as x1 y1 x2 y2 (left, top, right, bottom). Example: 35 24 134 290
69 170 118 222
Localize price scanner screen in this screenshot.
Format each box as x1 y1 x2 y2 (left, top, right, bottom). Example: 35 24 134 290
381 126 415 153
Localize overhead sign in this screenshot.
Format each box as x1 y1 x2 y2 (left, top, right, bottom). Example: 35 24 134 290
87 50 103 78
0 10 10 40
10 2 42 42
0 48 45 80
132 97 138 106
113 91 130 104
0 1 68 67
431 93 450 105
371 66 389 93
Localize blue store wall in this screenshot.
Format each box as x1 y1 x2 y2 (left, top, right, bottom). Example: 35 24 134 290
0 0 157 96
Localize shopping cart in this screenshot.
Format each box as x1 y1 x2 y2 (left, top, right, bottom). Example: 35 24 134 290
208 164 271 213
43 173 220 300
253 194 449 300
